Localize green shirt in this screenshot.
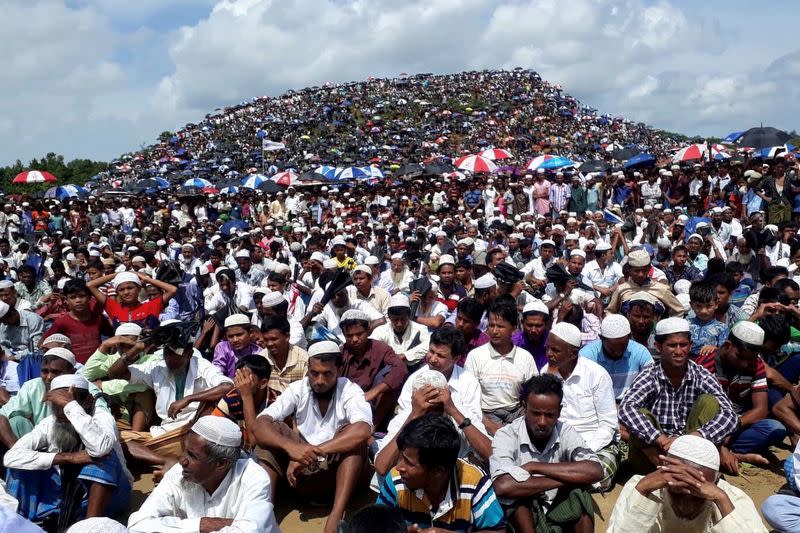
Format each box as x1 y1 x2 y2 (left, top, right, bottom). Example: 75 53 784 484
174 371 188 402
81 349 161 399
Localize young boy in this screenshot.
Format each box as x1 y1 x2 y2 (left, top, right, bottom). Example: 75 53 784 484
212 313 262 379
726 262 754 309
709 272 748 328
687 280 729 358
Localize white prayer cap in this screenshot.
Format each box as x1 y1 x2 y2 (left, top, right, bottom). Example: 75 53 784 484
115 323 142 337
197 265 210 276
677 293 691 311
438 254 455 266
656 237 672 249
234 249 251 259
522 300 550 316
0 280 14 289
42 333 72 347
540 239 556 247
0 300 8 320
341 309 371 323
45 347 77 366
711 206 724 214
308 340 341 358
674 279 692 295
730 321 765 347
224 314 251 328
565 233 579 241
474 273 497 290
628 292 659 307
669 434 720 471
601 315 631 339
412 368 448 391
687 233 703 243
50 374 89 391
260 291 286 308
310 251 327 264
595 242 611 252
655 317 690 336
627 249 651 267
390 252 404 260
112 272 141 288
191 415 242 448
323 258 338 269
181 243 195 251
550 322 582 348
67 517 129 533
131 256 146 264
364 255 380 266
352 265 372 277
389 293 411 309
569 249 586 259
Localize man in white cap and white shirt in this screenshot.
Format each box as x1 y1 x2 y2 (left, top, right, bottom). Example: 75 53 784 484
543 322 619 491
128 416 279 533
379 253 414 295
583 241 623 303
347 264 391 316
369 293 431 367
608 434 766 532
4 373 132 523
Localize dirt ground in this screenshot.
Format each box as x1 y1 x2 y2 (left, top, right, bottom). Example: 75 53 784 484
129 444 791 531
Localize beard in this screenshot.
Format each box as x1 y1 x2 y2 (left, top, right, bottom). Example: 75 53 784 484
52 419 82 452
665 489 712 523
737 251 754 265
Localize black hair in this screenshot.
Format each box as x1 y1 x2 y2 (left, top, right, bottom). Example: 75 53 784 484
42 354 73 368
341 316 370 332
454 259 471 271
708 272 737 293
689 280 717 305
235 354 272 380
260 315 290 335
654 331 691 344
518 238 532 249
267 271 288 284
308 347 343 366
345 505 406 533
396 413 460 473
387 305 411 318
774 278 800 293
429 327 465 358
18 265 36 277
85 259 104 272
456 297 484 324
519 374 564 404
725 262 745 275
758 314 791 346
494 294 517 308
62 279 90 297
487 302 519 328
672 245 688 256
759 287 781 305
705 257 725 277
764 266 789 285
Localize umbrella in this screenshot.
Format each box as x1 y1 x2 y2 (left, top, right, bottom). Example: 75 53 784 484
219 186 239 195
423 162 453 175
13 170 57 184
479 148 513 160
136 177 170 190
623 153 656 169
672 144 708 163
202 186 219 194
44 184 87 199
610 147 641 161
314 165 338 180
710 144 730 160
454 155 498 173
578 160 611 173
220 219 249 236
182 177 213 188
271 171 299 186
395 163 425 177
335 167 370 180
319 270 353 307
242 174 269 189
297 172 327 186
755 143 796 159
258 181 285 194
364 166 385 179
526 155 573 171
722 131 744 144
736 127 792 150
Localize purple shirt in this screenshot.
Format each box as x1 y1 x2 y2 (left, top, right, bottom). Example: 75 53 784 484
512 330 548 370
212 341 261 379
457 330 490 366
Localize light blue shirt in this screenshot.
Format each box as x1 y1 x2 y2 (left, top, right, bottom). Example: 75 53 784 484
579 339 654 400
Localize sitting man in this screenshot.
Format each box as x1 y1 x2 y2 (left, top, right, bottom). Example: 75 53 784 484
619 317 739 474
696 321 787 473
106 324 234 464
762 438 800 532
340 309 408 430
0 299 44 360
369 293 431 368
608 435 766 532
449 297 489 365
253 341 373 533
376 413 506 532
302 282 385 342
128 416 279 532
512 300 551 370
579 314 654 401
543 322 619 491
465 302 538 435
4 374 131 526
606 250 684 317
259 315 309 400
375 327 491 476
492 374 604 533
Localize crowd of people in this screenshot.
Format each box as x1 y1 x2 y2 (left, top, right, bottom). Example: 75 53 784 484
1 70 800 533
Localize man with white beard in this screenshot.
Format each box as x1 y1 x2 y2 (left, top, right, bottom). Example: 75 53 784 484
128 416 278 533
3 374 132 526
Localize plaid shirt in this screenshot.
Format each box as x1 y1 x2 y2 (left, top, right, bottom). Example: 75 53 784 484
619 360 738 445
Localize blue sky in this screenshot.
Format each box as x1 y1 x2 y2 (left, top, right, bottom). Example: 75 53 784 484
2 0 798 166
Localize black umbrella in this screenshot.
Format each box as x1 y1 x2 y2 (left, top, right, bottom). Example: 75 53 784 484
258 181 285 194
736 127 792 150
424 162 453 175
408 276 432 318
611 147 641 161
298 171 328 184
578 160 611 173
395 163 425 177
215 177 240 189
319 270 353 306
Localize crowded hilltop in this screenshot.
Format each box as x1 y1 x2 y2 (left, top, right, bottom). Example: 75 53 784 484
0 70 798 533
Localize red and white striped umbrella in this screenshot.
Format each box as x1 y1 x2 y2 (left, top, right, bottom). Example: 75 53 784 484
270 171 299 186
672 144 708 163
454 155 497 173
479 148 513 160
12 170 57 184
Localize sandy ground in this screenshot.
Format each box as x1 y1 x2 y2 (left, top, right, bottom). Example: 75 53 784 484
128 443 791 532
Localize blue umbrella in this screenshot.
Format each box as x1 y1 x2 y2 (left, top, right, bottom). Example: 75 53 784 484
220 186 239 195
335 167 370 180
755 144 796 159
220 219 249 236
538 156 575 169
314 165 337 180
44 184 88 200
242 174 269 189
182 178 213 188
623 153 656 169
723 131 743 144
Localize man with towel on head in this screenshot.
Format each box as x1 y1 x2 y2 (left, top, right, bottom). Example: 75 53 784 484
606 250 684 317
608 434 766 532
4 373 132 525
128 416 279 533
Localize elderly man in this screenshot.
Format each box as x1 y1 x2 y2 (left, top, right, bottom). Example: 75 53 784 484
492 374 604 533
608 435 766 532
347 265 391 316
128 416 279 533
235 249 266 287
302 282 384 342
606 250 684 316
4 374 131 524
369 293 431 368
379 253 414 294
0 299 44 359
253 341 373 533
543 322 619 491
619 317 739 474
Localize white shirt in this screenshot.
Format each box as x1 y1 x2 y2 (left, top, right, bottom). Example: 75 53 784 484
314 299 383 342
370 321 430 365
128 353 233 435
205 282 255 314
522 256 554 280
128 458 278 533
541 356 618 451
378 269 414 294
583 259 623 289
465 343 538 411
262 377 373 445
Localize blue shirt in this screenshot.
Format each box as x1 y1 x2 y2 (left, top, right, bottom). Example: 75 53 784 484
687 314 729 357
579 339 654 400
